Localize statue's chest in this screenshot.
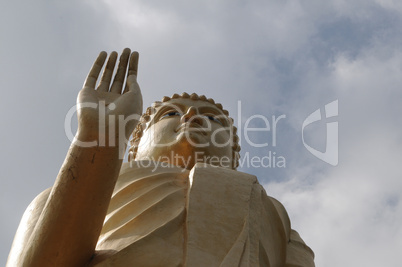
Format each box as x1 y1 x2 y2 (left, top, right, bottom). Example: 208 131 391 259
91 168 189 266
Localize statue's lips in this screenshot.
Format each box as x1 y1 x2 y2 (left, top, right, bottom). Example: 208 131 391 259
175 123 208 135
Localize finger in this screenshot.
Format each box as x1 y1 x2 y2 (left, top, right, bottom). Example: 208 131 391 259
128 51 139 77
110 48 131 94
124 51 139 93
83 51 107 89
97 51 118 92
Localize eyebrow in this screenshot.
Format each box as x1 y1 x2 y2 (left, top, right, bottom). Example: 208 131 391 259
150 102 230 126
146 104 185 128
198 106 223 115
154 103 186 117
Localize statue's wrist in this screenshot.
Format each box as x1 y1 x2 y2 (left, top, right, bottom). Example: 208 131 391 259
75 127 128 148
76 126 98 141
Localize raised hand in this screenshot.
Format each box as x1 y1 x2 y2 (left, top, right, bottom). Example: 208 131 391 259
77 48 143 144
7 49 143 267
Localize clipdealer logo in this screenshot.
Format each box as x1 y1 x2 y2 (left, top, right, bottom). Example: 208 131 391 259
302 100 338 166
63 99 339 167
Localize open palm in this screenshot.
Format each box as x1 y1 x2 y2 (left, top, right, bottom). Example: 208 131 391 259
77 49 143 143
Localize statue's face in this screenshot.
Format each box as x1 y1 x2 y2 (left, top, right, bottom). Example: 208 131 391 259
135 98 234 169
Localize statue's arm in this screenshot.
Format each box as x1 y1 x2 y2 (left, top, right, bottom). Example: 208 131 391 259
7 49 142 267
285 230 315 267
269 197 315 267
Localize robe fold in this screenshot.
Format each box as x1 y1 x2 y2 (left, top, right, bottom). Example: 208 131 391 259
90 161 314 267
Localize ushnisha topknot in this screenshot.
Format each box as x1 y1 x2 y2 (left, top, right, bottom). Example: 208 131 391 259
128 92 241 169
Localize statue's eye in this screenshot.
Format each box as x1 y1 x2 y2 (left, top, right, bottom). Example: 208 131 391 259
205 115 223 126
161 111 181 119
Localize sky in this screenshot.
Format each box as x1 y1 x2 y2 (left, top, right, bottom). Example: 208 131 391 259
1 0 402 266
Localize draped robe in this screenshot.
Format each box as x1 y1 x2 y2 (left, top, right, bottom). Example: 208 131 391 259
89 161 315 267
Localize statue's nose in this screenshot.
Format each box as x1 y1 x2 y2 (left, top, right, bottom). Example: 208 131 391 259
181 107 203 125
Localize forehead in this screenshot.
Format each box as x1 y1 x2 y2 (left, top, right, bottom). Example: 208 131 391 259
154 98 225 114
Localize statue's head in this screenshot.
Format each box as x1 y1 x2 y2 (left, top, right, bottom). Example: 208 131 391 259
128 93 240 170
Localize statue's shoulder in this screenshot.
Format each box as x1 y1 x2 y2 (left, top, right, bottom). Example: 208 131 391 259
7 188 52 265
18 187 52 236
25 187 52 220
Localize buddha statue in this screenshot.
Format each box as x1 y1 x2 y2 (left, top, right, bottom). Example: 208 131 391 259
7 49 314 267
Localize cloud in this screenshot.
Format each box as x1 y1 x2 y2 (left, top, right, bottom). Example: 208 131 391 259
266 28 402 266
1 1 401 266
